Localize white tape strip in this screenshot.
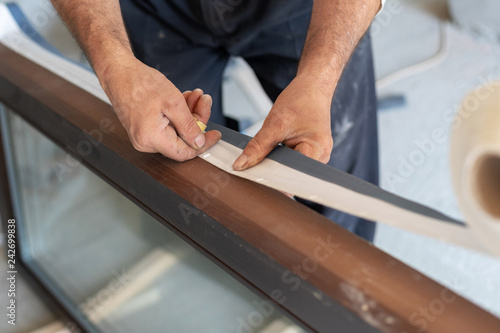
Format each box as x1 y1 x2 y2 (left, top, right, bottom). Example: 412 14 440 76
201 141 484 253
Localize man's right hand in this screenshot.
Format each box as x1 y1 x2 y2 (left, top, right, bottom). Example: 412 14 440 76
99 55 221 161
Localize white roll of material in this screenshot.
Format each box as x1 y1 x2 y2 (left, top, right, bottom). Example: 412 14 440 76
451 82 500 257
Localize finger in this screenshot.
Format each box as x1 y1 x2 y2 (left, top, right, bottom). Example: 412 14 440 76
294 141 331 164
233 118 285 171
155 125 194 160
152 126 221 161
128 133 157 153
182 90 192 99
197 130 222 154
294 142 318 160
186 88 204 111
193 94 212 124
163 97 205 150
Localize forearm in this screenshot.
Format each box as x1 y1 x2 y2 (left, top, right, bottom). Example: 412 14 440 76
50 0 133 77
298 0 380 97
52 1 218 160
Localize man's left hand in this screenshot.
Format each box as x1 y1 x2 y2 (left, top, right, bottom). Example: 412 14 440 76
232 75 334 171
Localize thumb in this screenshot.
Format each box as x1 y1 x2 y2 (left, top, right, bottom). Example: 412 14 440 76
165 97 206 150
233 122 284 171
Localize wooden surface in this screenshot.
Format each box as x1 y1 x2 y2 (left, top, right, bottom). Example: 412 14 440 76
1 43 499 333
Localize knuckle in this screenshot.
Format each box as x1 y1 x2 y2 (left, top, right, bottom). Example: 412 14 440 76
174 148 195 162
314 136 333 162
131 85 145 101
182 117 199 134
316 133 333 150
130 128 151 151
249 136 268 154
131 140 149 152
166 95 184 111
325 137 334 151
321 148 331 160
268 115 286 133
174 118 198 142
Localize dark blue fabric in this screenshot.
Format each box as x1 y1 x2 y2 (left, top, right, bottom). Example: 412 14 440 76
120 0 379 242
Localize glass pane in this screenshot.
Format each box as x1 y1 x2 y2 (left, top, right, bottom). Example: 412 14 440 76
4 108 304 333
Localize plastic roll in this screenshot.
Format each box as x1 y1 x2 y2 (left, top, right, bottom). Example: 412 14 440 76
450 82 500 257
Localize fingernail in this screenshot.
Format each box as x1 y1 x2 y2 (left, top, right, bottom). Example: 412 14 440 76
203 94 213 107
194 133 205 149
233 154 248 171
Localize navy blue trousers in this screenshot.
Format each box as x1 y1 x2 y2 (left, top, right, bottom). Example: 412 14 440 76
120 0 379 242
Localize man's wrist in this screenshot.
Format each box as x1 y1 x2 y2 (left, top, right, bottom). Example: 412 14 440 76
93 45 135 89
91 40 133 74
296 61 340 98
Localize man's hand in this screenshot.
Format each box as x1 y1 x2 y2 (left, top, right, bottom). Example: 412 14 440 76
51 0 378 165
100 55 221 161
232 0 380 171
233 75 334 171
51 0 221 161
